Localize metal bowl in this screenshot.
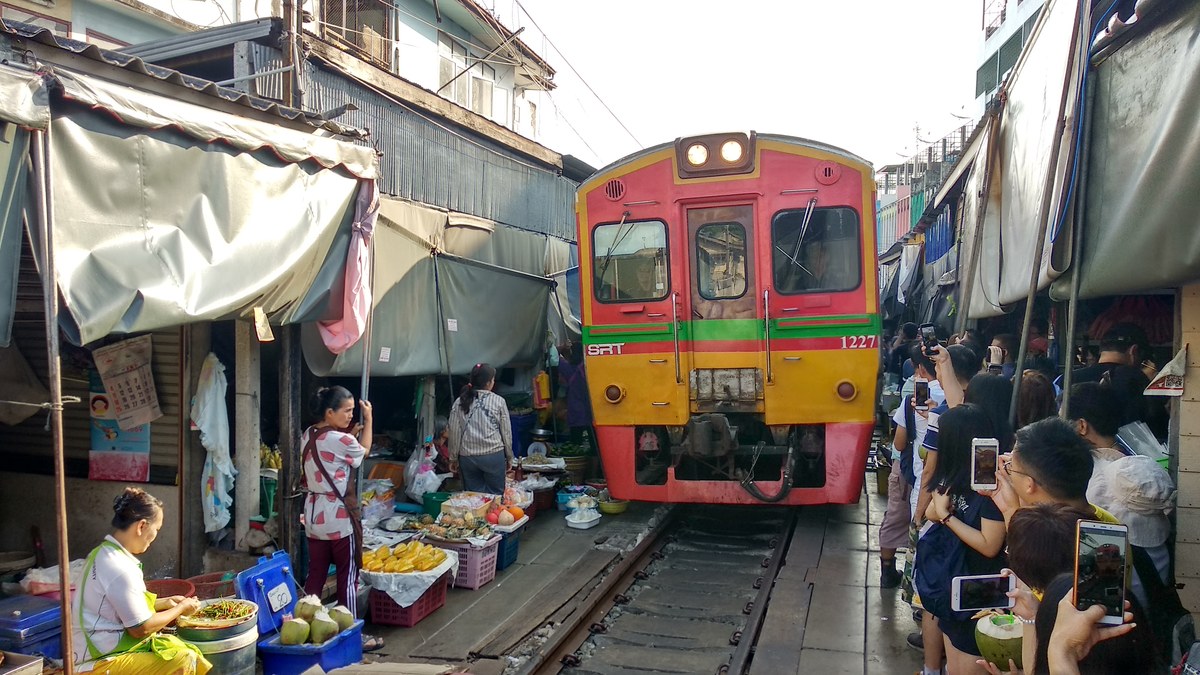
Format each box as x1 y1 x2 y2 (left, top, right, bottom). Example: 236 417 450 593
175 598 258 641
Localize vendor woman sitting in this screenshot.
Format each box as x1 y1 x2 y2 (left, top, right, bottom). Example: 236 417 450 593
72 487 212 674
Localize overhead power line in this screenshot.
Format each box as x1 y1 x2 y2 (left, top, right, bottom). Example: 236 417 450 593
511 0 644 149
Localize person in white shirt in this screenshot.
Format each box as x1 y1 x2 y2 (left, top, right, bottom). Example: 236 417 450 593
73 487 210 674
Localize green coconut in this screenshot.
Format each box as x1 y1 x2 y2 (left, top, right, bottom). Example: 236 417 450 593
329 604 355 632
975 614 1023 671
279 617 310 645
294 594 323 622
308 609 339 645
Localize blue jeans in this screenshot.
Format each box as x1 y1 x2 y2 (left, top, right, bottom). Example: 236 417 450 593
460 452 507 495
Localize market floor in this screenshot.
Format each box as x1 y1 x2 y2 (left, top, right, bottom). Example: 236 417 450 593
338 477 924 675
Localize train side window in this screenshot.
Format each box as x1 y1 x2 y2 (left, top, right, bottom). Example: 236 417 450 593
592 219 669 303
695 222 748 300
771 207 861 294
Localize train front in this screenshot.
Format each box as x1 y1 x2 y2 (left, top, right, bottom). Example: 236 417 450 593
577 132 879 506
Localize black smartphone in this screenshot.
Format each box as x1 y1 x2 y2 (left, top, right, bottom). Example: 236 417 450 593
914 378 930 411
919 323 939 355
1074 520 1128 625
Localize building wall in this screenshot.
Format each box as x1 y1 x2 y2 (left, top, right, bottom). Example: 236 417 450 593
975 0 1045 110
1176 283 1200 618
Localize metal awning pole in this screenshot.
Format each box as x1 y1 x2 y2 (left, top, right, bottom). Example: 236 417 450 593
32 128 74 675
1009 1 1089 426
358 231 374 500
1061 67 1098 419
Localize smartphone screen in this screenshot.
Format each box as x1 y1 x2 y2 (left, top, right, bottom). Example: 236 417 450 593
920 323 939 353
1075 521 1128 624
971 438 999 490
952 574 1015 612
914 379 930 411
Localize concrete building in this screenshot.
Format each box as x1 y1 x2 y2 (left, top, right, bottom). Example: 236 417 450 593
976 0 1045 109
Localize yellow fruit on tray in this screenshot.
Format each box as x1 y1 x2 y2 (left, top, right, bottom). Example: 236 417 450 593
374 546 390 559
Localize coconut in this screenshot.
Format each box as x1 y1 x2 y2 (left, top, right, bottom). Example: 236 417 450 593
329 604 355 632
975 614 1023 671
308 609 339 645
294 594 323 622
279 617 310 645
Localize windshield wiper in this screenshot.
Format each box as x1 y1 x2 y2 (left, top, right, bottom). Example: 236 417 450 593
784 198 818 285
596 211 632 287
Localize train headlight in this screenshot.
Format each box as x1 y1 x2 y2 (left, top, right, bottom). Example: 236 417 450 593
604 384 625 403
836 380 857 401
720 139 744 163
685 143 708 167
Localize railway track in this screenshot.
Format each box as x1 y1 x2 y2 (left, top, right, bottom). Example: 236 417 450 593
529 506 796 675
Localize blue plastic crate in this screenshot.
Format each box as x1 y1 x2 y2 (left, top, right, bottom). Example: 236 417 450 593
0 630 61 660
496 529 521 571
258 619 363 675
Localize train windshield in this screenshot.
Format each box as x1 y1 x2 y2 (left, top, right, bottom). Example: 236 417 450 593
592 219 669 302
771 207 861 294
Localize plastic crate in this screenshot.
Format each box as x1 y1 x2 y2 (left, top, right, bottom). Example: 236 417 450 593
0 631 61 661
431 536 500 590
368 574 449 627
187 572 235 599
257 619 363 675
496 529 521 571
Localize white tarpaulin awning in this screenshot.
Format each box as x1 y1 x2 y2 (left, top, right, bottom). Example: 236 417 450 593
34 69 379 345
0 62 49 129
959 0 1084 318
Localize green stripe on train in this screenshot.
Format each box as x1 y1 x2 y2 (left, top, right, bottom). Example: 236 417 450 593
582 315 882 344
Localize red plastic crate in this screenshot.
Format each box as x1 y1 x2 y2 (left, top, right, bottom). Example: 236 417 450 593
432 536 500 590
368 573 449 627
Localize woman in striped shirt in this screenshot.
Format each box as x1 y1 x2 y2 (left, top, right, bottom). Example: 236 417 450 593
449 363 513 495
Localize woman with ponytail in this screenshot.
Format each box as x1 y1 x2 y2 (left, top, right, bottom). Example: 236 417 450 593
300 385 383 651
449 363 513 494
72 487 211 674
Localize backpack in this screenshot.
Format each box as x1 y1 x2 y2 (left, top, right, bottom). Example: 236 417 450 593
914 493 987 622
1133 545 1195 668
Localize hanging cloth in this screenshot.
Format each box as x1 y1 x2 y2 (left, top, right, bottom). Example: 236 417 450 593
319 180 380 354
191 353 235 533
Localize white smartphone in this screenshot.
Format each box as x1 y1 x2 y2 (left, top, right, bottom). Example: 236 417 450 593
914 378 930 411
951 573 1016 612
970 438 1000 491
1074 520 1129 626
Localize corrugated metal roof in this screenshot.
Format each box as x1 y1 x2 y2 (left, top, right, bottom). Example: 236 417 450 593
119 17 279 62
249 43 575 240
0 19 362 137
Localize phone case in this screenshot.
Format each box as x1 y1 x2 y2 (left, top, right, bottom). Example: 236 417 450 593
1074 520 1128 625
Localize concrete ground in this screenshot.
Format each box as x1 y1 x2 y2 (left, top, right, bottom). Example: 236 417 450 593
327 476 924 674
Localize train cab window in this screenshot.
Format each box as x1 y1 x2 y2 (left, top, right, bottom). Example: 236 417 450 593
592 219 669 302
771 207 861 294
695 222 748 300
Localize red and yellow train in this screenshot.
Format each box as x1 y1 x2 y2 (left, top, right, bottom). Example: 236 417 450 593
577 132 879 505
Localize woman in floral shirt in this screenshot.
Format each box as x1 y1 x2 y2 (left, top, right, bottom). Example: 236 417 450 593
301 386 382 651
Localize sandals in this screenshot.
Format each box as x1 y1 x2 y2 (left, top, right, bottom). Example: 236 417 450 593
363 634 385 652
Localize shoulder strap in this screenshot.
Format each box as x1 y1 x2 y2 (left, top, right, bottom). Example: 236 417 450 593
305 427 358 503
903 397 916 454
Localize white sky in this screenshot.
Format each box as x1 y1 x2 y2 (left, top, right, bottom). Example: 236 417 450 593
498 1 984 171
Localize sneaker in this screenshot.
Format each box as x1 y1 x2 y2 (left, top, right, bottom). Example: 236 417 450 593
880 564 902 589
906 631 923 652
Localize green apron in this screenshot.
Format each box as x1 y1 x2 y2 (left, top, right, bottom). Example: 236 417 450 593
79 540 208 666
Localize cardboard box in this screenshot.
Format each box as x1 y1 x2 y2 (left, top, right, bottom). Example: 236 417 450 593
439 492 495 519
0 651 44 675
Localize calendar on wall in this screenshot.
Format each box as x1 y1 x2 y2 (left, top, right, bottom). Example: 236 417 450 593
89 370 151 482
91 334 163 430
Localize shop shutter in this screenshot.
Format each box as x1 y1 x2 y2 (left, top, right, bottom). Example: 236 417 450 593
1 235 183 484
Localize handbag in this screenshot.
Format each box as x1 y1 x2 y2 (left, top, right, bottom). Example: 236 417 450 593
303 428 364 567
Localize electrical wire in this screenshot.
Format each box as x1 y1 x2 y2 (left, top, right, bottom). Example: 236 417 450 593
511 0 643 149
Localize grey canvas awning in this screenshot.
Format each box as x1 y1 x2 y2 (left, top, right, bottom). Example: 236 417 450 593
28 69 378 345
1051 1 1200 300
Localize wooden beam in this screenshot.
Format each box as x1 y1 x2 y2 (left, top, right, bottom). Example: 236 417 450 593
234 321 261 551
278 324 303 561
305 37 563 169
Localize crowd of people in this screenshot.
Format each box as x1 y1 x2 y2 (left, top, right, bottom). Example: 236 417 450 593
877 321 1182 674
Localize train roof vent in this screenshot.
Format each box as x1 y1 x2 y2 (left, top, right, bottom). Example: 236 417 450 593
815 161 842 186
603 179 626 201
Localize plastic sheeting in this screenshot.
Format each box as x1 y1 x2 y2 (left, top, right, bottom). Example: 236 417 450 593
0 125 29 347
303 199 556 377
960 0 1083 318
0 63 49 129
43 103 361 345
1051 1 1200 300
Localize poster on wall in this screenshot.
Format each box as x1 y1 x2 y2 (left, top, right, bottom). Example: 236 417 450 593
91 334 163 430
89 371 151 482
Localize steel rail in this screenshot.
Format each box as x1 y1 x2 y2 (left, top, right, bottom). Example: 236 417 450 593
723 508 797 675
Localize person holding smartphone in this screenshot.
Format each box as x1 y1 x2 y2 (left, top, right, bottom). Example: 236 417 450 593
920 404 1007 674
